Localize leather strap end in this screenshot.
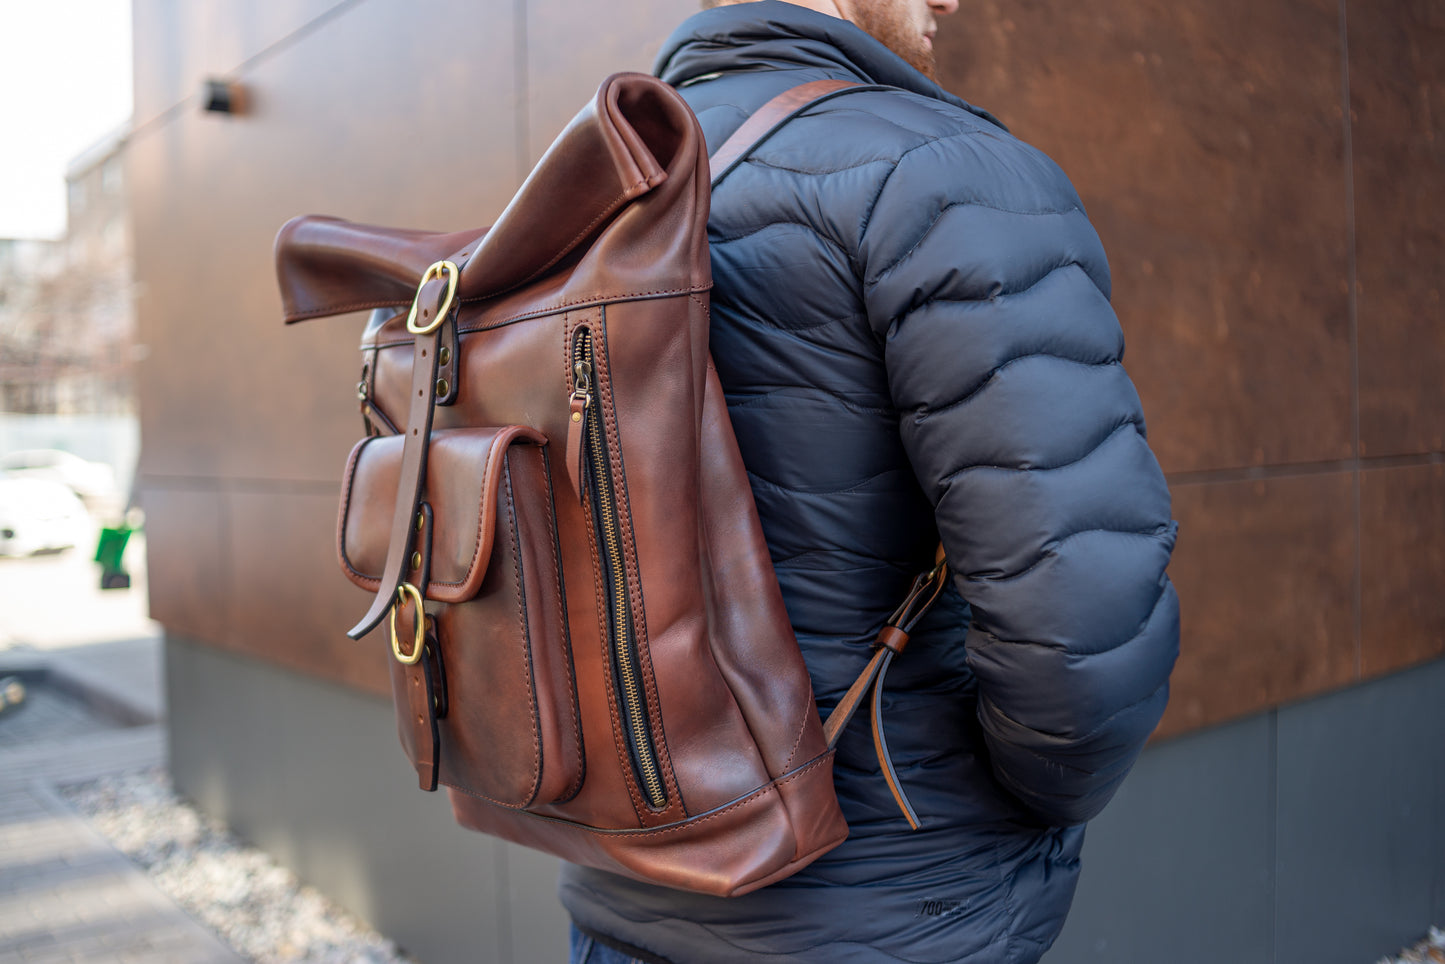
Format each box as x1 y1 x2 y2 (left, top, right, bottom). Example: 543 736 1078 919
405 636 441 792
347 605 389 641
821 646 889 749
870 652 920 830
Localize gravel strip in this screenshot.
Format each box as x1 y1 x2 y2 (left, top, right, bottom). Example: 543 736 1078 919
1379 927 1445 964
60 767 417 964
55 767 1445 964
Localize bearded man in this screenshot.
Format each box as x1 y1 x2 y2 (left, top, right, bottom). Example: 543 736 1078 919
560 1 1181 961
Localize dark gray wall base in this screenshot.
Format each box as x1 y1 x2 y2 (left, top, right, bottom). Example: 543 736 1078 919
165 636 567 964
1044 656 1445 964
168 637 1443 964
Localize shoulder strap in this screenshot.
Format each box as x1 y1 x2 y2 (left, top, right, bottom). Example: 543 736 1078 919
708 79 891 186
698 76 952 830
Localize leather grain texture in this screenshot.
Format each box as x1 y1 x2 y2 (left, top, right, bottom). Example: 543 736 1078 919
276 72 849 897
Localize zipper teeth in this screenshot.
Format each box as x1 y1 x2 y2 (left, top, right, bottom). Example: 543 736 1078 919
576 330 666 810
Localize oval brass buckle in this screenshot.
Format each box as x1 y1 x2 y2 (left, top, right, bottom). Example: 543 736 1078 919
389 582 425 665
405 260 460 335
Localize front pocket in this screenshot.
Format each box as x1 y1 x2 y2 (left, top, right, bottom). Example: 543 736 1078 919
569 326 667 812
338 426 584 809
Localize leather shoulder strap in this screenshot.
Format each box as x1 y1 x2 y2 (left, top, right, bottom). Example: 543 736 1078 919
708 79 889 187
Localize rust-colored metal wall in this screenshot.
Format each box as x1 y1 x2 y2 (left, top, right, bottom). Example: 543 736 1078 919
937 0 1445 736
134 0 1443 739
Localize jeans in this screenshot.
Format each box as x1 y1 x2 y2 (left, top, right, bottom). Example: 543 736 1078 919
569 925 646 964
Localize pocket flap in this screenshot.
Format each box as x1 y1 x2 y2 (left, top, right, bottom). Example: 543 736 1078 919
338 426 548 603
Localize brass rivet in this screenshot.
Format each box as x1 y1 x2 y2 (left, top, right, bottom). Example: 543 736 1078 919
438 346 451 365
411 551 422 570
415 513 425 531
435 378 449 396
571 411 582 422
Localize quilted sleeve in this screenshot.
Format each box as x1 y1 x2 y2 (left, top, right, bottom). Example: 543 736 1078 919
859 126 1180 827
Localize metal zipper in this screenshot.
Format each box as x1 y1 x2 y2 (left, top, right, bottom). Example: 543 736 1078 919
571 327 667 810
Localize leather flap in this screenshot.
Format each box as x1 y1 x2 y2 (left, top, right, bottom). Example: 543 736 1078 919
275 71 687 323
338 426 547 603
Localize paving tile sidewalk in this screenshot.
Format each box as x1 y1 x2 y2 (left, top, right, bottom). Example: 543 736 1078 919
0 639 244 964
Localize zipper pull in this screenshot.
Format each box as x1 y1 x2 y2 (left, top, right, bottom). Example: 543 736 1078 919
566 357 592 503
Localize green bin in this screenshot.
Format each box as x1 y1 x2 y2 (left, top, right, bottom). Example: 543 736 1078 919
95 524 134 590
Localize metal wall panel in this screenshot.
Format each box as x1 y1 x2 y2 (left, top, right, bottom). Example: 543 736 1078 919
1349 0 1445 459
134 0 1444 792
1160 473 1356 737
1274 658 1445 964
1042 714 1276 964
936 0 1354 477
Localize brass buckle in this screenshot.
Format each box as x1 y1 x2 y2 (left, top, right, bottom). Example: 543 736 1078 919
405 260 460 335
389 582 425 664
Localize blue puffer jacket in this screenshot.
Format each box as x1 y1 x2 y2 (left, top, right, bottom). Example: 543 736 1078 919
560 5 1180 962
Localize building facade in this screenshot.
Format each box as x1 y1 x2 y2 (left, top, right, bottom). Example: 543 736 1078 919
128 2 1445 962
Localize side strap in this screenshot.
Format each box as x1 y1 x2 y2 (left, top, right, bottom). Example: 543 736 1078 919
821 545 949 829
701 75 947 829
708 80 892 187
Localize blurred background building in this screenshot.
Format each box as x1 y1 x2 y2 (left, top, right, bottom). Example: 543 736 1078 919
103 1 1445 962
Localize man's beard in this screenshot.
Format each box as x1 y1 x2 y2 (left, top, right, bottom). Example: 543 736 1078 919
847 3 936 79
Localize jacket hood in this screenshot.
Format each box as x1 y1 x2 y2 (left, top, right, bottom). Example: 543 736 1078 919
653 0 1004 130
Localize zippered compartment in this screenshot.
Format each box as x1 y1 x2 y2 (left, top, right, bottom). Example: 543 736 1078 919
570 325 668 811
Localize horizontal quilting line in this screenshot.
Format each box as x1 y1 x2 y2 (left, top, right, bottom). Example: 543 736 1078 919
711 297 863 334
970 578 1171 660
938 420 1142 483
696 102 750 125
984 678 1166 759
746 465 905 495
977 699 1101 775
726 386 894 414
719 306 864 334
857 122 1041 238
711 218 851 256
910 261 1094 306
744 153 896 178
870 202 1084 286
799 104 958 144
964 525 1172 584
771 548 897 569
918 353 1120 420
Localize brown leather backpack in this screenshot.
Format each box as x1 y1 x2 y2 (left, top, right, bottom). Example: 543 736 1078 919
274 73 946 897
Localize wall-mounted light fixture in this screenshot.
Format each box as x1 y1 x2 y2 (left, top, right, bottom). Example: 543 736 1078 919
202 78 247 115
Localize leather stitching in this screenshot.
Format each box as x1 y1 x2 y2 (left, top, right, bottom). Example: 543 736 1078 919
539 450 587 802
360 286 711 349
594 315 681 817
337 439 383 591
575 352 650 820
451 752 836 833
779 703 813 774
502 465 544 806
425 429 506 592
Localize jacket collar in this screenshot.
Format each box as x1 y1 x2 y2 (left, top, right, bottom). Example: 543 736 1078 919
653 0 1004 130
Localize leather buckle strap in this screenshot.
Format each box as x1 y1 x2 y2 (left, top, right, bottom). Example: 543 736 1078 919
345 259 464 640
708 80 892 188
821 547 949 830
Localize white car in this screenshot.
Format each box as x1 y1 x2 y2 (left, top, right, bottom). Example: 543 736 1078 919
0 478 92 556
0 449 119 514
